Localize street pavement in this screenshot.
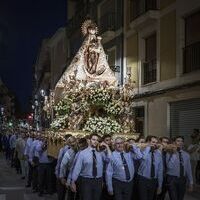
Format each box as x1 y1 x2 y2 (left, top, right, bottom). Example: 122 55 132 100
0 153 57 200
0 153 199 200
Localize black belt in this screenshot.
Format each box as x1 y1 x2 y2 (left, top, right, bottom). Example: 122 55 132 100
81 176 102 180
167 174 186 179
112 177 133 183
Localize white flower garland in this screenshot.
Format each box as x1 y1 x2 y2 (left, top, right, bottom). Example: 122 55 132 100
83 116 121 135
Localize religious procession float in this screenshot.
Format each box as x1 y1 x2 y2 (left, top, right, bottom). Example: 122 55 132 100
44 20 138 158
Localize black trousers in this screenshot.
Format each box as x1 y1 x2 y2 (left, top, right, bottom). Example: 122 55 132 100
138 175 158 200
32 165 38 190
65 177 82 200
14 153 21 173
157 176 167 200
132 175 139 200
196 160 200 184
51 159 57 193
5 147 11 160
101 184 113 200
57 178 66 200
81 177 102 200
27 161 33 186
112 178 133 200
38 163 53 194
166 175 186 200
10 148 15 167
75 177 82 200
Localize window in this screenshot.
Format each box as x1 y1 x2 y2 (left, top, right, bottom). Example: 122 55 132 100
134 106 145 135
130 0 157 22
184 11 200 73
143 33 157 84
107 48 116 68
107 47 121 82
98 0 116 33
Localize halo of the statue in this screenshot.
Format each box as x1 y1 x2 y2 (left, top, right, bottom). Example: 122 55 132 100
81 19 98 36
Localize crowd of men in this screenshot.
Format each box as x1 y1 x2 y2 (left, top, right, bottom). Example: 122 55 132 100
0 128 199 200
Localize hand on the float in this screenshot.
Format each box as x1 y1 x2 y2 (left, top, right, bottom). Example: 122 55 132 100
101 142 109 149
71 182 77 193
188 184 193 192
157 188 162 195
60 178 66 185
101 142 112 155
157 144 163 150
108 191 114 196
25 155 29 160
65 181 70 188
138 143 149 150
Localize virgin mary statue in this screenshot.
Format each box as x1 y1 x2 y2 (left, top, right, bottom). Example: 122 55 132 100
56 20 117 88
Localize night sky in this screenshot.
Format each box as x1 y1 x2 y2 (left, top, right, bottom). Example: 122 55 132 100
0 0 67 112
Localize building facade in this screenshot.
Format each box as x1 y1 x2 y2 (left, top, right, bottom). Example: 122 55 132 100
33 28 68 129
0 78 16 127
124 0 200 141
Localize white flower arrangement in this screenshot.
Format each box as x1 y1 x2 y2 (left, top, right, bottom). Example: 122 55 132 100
88 88 111 106
83 116 122 135
50 115 68 131
105 100 122 116
80 100 90 113
54 97 72 116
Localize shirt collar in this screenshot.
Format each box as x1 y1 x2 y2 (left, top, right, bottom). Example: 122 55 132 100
115 150 125 154
88 146 96 151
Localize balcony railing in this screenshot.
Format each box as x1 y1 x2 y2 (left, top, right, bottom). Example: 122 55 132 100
130 0 158 21
99 12 116 34
183 41 200 73
143 59 157 85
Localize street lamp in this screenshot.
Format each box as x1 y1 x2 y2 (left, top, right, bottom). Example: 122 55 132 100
38 89 48 130
33 99 40 131
0 106 4 129
40 89 46 97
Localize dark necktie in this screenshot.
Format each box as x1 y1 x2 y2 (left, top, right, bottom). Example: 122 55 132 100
178 151 184 177
92 150 97 177
71 151 80 177
120 152 131 180
162 151 167 173
151 151 155 178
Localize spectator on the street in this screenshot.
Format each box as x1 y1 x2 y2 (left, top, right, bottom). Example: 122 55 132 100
187 129 200 186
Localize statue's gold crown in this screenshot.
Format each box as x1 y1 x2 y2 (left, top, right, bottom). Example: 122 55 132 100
81 19 98 36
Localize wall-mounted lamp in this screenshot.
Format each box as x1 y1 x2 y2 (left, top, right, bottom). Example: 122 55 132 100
40 89 46 97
